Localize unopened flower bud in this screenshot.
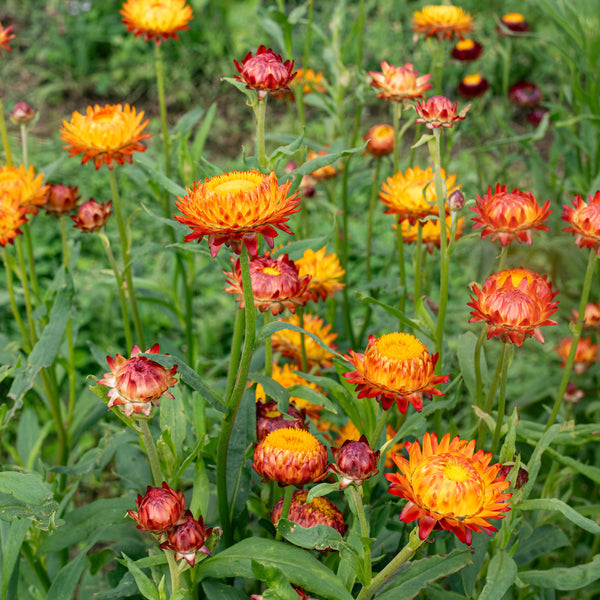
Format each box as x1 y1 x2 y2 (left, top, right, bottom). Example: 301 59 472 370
10 102 37 124
127 481 185 533
498 462 529 489
448 189 465 212
44 184 80 217
160 510 214 566
330 434 380 489
364 124 394 157
71 199 112 232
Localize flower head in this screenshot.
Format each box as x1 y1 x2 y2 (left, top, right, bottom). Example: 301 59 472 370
174 170 300 258
121 0 193 44
98 344 178 417
508 82 541 108
271 491 346 543
498 13 530 35
412 5 474 40
234 45 296 100
10 102 37 125
468 268 559 346
344 333 450 412
0 194 28 247
61 104 151 170
296 246 345 302
555 336 599 374
0 22 15 54
562 191 600 253
290 68 326 95
71 199 112 232
364 124 395 157
571 302 600 330
256 400 308 442
271 314 337 369
380 165 459 225
457 74 489 98
386 432 512 545
44 184 80 217
397 215 464 253
330 435 380 489
160 510 214 566
253 428 328 487
0 164 49 214
127 481 185 533
414 96 470 129
451 39 483 61
224 252 310 315
368 62 432 104
306 150 339 182
471 184 552 246
526 107 549 127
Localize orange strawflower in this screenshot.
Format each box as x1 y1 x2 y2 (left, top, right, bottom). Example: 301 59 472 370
471 184 552 246
253 428 328 487
468 268 559 347
571 302 600 330
379 165 459 225
397 215 464 253
234 45 296 100
412 5 474 40
0 194 28 247
364 124 395 157
174 170 300 258
255 363 323 419
306 150 339 182
386 432 512 545
98 344 178 417
562 191 600 253
0 164 49 214
224 252 310 315
0 22 15 54
291 68 326 95
414 95 470 129
555 336 599 374
368 62 432 104
61 104 151 170
296 246 345 302
71 199 112 233
44 184 80 217
121 0 193 44
271 313 337 369
344 332 450 412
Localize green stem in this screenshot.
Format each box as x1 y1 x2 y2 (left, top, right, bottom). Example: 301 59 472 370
340 159 355 347
165 549 181 597
491 343 511 454
255 97 268 169
98 231 133 352
414 221 423 305
108 168 145 348
347 485 371 585
0 98 13 165
477 342 508 448
370 405 387 448
474 326 487 411
216 247 257 545
392 102 402 175
546 251 597 430
396 218 406 331
15 236 37 344
21 541 51 594
23 222 40 301
498 244 509 271
356 526 424 600
297 306 309 373
3 247 31 350
139 419 163 486
154 43 171 180
20 123 28 168
275 485 294 541
264 312 272 378
225 309 245 400
365 157 381 283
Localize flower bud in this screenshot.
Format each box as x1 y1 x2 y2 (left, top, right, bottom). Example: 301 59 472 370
508 82 541 108
256 400 308 441
448 189 465 212
160 510 213 566
71 199 112 232
364 124 394 157
330 435 380 489
498 462 529 490
10 102 37 124
127 481 185 533
44 184 80 217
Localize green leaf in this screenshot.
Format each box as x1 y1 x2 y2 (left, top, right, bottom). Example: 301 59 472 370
196 537 353 600
544 446 600 483
202 581 249 600
518 554 600 590
120 553 160 600
0 471 54 506
1 518 31 600
479 550 517 600
286 384 338 414
175 105 205 136
277 519 344 552
285 143 367 178
355 294 428 338
191 103 217 163
306 482 341 502
513 524 569 566
47 546 89 600
140 203 190 234
252 560 300 600
134 158 186 197
517 498 600 534
456 331 487 401
269 131 305 162
375 549 473 600
249 372 290 413
222 76 258 106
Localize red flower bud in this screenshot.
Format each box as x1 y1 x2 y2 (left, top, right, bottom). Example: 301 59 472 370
160 510 213 566
127 481 185 533
71 199 112 232
330 435 380 489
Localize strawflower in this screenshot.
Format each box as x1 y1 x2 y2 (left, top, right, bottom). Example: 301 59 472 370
271 490 346 541
397 215 464 253
160 510 214 566
571 302 600 330
498 13 530 34
121 0 193 44
364 124 395 157
71 199 112 232
174 170 300 257
224 252 311 315
44 184 80 217
468 268 559 347
344 332 450 412
10 102 37 125
471 184 552 246
306 150 339 182
60 104 151 169
414 95 470 129
555 336 598 374
380 165 459 225
127 481 185 533
271 313 337 369
253 428 328 487
330 435 380 489
527 107 549 127
412 5 474 40
562 191 600 253
234 45 296 100
457 74 489 98
0 164 48 214
368 62 432 104
290 68 326 95
256 400 308 442
387 432 512 545
0 194 27 247
451 39 483 61
508 82 541 108
0 22 15 54
296 246 345 302
98 343 178 417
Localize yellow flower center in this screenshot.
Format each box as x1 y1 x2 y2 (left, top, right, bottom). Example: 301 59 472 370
503 12 524 24
456 39 475 50
264 428 322 453
463 74 482 86
376 332 426 361
263 266 281 276
213 178 258 195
